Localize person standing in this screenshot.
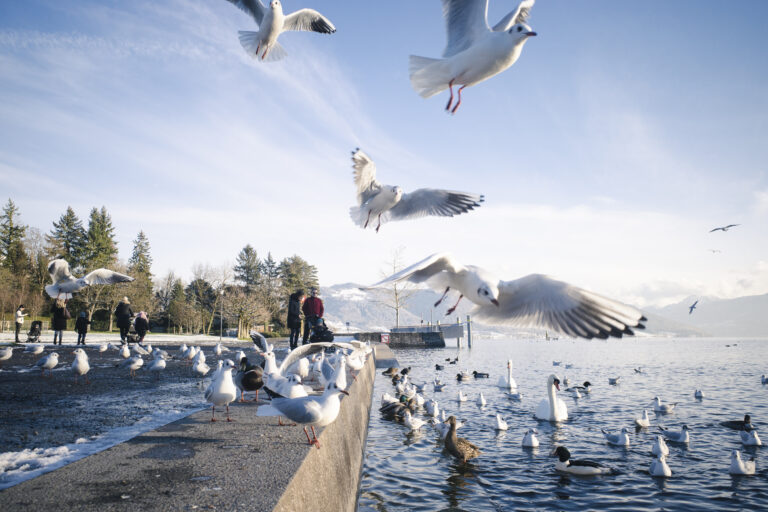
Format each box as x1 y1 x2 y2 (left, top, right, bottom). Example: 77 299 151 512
75 312 91 345
286 289 305 350
51 299 70 345
135 311 150 343
114 297 134 343
14 305 28 343
301 287 324 345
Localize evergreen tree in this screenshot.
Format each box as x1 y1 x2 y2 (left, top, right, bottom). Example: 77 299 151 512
279 255 319 295
83 206 118 268
45 206 86 267
0 199 27 272
234 244 261 286
128 231 152 276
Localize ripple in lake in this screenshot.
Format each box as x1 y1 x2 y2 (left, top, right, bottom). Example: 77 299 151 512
359 337 768 511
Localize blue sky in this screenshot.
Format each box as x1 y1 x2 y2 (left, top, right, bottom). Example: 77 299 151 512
1 0 766 307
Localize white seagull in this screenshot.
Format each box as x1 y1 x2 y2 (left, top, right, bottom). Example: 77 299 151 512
71 348 90 384
362 252 646 338
24 344 44 355
409 0 537 113
650 455 672 478
729 450 756 475
349 149 484 233
225 0 336 61
205 359 238 422
45 258 133 300
635 410 651 428
710 224 740 233
522 428 539 447
651 396 677 414
403 410 427 431
0 346 13 363
602 427 631 446
651 435 670 457
740 430 762 446
147 353 167 380
119 355 144 378
659 424 691 444
34 352 59 377
495 413 508 431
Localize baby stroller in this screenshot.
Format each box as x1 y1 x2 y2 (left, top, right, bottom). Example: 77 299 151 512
26 321 42 343
309 318 334 343
123 317 140 344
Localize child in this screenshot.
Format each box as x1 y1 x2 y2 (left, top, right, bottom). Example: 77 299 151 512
75 312 91 345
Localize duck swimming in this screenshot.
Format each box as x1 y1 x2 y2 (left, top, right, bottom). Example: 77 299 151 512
444 415 481 463
720 414 755 432
551 446 614 476
535 374 568 422
472 370 490 379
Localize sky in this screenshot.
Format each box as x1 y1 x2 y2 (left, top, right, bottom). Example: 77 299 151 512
0 0 766 308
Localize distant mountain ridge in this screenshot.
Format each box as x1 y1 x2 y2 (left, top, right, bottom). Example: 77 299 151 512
320 284 768 338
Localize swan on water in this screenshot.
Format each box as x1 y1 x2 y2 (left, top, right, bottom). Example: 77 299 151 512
535 374 568 422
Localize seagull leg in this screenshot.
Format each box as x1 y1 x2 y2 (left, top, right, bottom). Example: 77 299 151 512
252 389 259 402
303 427 313 445
261 46 269 60
434 287 451 307
226 404 234 422
256 41 261 56
445 80 455 111
310 426 321 449
239 390 246 403
451 86 466 114
375 214 382 233
364 210 371 229
211 405 217 422
446 295 464 315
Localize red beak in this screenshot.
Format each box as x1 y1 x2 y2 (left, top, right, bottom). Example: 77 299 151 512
340 390 350 396
491 299 500 307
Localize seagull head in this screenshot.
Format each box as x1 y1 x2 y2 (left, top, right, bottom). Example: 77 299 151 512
476 283 500 307
392 186 403 201
509 23 537 40
270 0 281 10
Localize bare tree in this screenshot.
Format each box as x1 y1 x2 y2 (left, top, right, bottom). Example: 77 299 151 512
371 248 418 328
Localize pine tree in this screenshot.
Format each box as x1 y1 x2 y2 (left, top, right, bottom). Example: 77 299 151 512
234 244 261 286
125 231 154 315
279 255 319 295
128 231 152 276
83 206 118 268
45 206 86 267
0 199 27 272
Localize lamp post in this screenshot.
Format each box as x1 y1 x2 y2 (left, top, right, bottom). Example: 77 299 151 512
219 290 224 342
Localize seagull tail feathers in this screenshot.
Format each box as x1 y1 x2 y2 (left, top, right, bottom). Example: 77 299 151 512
349 205 369 228
408 55 451 98
238 31 287 61
45 285 71 299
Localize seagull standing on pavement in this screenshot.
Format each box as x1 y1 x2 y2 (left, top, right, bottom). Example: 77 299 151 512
409 0 537 113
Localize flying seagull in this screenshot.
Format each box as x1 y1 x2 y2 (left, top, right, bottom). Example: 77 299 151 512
409 0 536 113
349 148 484 232
46 258 134 300
688 299 698 315
361 252 646 339
225 0 336 61
710 224 739 233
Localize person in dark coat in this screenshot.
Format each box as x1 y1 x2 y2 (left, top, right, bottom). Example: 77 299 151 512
51 299 70 345
114 297 134 342
286 290 305 350
75 312 91 345
301 287 324 345
135 311 150 343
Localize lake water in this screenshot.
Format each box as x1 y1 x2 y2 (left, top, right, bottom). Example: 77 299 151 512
358 337 768 511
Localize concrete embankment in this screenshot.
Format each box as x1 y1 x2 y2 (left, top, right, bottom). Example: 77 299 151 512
0 352 375 511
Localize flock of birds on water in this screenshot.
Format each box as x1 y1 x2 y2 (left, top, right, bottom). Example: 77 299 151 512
374 357 764 478
0 334 374 450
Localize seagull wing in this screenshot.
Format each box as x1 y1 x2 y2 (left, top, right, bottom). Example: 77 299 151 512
351 149 382 205
442 0 491 57
225 0 266 26
48 259 73 284
278 342 336 375
81 269 134 286
250 331 269 353
389 189 484 221
271 396 324 424
725 224 740 229
361 252 465 289
283 8 336 33
473 274 646 339
491 0 535 32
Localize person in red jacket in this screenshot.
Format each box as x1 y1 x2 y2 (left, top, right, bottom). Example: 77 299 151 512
301 287 324 345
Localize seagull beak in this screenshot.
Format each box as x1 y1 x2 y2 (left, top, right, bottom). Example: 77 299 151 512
340 390 350 396
491 299 500 307
526 31 537 37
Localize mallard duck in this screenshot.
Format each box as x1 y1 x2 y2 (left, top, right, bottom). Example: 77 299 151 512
234 356 264 402
444 415 481 462
383 367 399 376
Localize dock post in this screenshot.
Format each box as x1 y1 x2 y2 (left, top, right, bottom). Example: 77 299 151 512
466 315 472 348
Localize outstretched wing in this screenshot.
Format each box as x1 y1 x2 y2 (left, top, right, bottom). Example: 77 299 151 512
473 274 646 339
442 0 491 58
278 342 336 375
283 8 336 33
492 0 535 32
224 0 266 26
361 252 465 289
81 269 134 286
250 331 270 353
351 148 382 205
389 189 484 221
48 259 73 284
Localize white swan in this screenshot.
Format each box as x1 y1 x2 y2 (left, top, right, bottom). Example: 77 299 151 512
497 359 517 390
535 374 568 422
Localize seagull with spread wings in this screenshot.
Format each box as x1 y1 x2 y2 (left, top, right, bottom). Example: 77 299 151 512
46 258 134 300
688 299 698 315
409 0 536 113
349 148 484 232
361 253 646 340
225 0 336 61
709 224 740 233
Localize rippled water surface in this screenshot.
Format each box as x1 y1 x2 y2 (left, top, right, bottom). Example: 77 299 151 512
359 337 768 511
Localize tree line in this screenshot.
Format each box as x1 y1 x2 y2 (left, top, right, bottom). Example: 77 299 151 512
0 199 319 338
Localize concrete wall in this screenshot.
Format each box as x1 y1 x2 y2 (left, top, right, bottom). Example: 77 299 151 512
355 331 446 348
273 353 375 512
